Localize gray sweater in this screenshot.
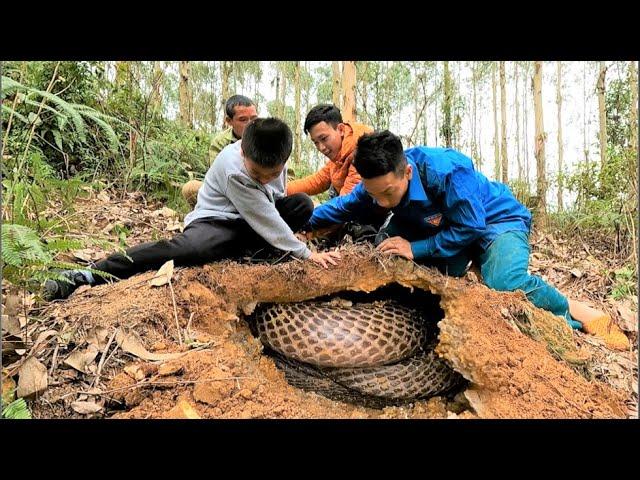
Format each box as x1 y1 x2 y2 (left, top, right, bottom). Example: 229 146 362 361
184 141 312 259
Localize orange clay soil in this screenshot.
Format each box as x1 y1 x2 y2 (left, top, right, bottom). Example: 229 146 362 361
37 244 627 419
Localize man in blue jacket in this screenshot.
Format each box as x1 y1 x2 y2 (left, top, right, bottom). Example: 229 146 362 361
309 130 628 345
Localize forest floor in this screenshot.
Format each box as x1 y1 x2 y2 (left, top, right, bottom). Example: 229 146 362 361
2 188 637 419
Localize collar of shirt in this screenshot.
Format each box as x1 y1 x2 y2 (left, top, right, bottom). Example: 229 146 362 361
395 158 429 210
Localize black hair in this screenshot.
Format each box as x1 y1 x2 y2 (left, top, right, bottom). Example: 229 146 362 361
241 117 293 168
225 95 255 119
352 130 407 179
303 104 343 134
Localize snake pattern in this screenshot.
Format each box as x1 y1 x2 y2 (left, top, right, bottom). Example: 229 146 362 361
252 299 465 407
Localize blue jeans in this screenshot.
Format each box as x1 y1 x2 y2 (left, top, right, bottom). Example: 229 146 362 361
477 231 580 329
382 225 581 329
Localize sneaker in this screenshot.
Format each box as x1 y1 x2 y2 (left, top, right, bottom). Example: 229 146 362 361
43 270 94 301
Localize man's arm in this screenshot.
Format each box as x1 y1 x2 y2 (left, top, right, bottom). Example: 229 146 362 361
410 166 487 259
226 175 311 259
286 162 332 196
309 182 373 230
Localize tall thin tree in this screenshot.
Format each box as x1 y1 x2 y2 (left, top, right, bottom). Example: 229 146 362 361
442 61 452 147
533 61 547 227
342 61 357 123
515 62 522 181
556 61 564 211
179 61 193 129
332 61 341 107
500 61 508 182
597 61 608 168
293 61 301 165
629 61 638 154
220 61 232 129
492 62 500 180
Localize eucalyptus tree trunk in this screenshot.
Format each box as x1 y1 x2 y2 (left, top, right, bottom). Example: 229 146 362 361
556 61 564 211
342 61 357 123
533 61 547 227
500 61 508 182
179 61 193 128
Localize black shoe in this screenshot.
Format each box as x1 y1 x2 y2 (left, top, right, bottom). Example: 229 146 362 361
344 223 379 244
43 270 93 301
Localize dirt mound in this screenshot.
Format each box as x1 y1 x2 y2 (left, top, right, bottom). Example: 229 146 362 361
28 244 630 419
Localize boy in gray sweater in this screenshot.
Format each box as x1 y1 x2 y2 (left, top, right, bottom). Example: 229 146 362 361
44 118 341 300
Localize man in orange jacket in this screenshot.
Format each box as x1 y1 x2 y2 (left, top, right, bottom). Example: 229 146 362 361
288 104 389 241
287 104 373 198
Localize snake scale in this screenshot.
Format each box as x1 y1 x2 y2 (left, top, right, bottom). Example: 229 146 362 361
251 299 465 408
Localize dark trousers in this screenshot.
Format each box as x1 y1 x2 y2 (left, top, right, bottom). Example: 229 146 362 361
93 193 313 284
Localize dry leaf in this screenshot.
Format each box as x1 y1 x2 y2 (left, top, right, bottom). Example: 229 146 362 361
101 222 115 234
166 221 183 232
115 330 184 362
1 313 22 336
97 192 111 202
615 302 637 333
72 249 95 262
85 326 110 351
31 330 57 355
64 344 100 373
2 292 22 336
17 357 48 398
570 269 583 278
71 401 103 415
152 207 178 218
149 260 174 287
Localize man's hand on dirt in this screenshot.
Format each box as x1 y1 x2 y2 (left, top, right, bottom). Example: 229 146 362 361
376 236 413 260
308 250 342 268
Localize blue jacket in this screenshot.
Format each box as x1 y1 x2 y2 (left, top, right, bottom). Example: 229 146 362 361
309 147 532 259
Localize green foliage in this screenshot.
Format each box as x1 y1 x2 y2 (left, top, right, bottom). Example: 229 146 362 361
605 77 632 152
2 398 32 420
508 179 535 210
1 224 115 294
610 265 636 300
314 65 333 105
2 74 122 160
129 121 209 199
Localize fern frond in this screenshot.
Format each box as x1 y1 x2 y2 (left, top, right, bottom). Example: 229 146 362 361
78 110 119 151
2 398 32 419
1 103 29 123
44 238 84 252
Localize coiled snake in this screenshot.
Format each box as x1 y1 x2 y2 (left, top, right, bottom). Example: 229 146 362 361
251 299 465 408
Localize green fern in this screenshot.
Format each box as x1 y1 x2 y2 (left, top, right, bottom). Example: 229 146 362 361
1 103 29 123
2 398 32 420
1 224 116 291
1 224 50 267
2 75 125 152
21 98 62 119
74 107 119 151
22 89 87 143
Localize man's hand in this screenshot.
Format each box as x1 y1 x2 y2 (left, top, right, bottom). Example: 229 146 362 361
308 250 342 268
295 232 311 242
376 236 413 260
